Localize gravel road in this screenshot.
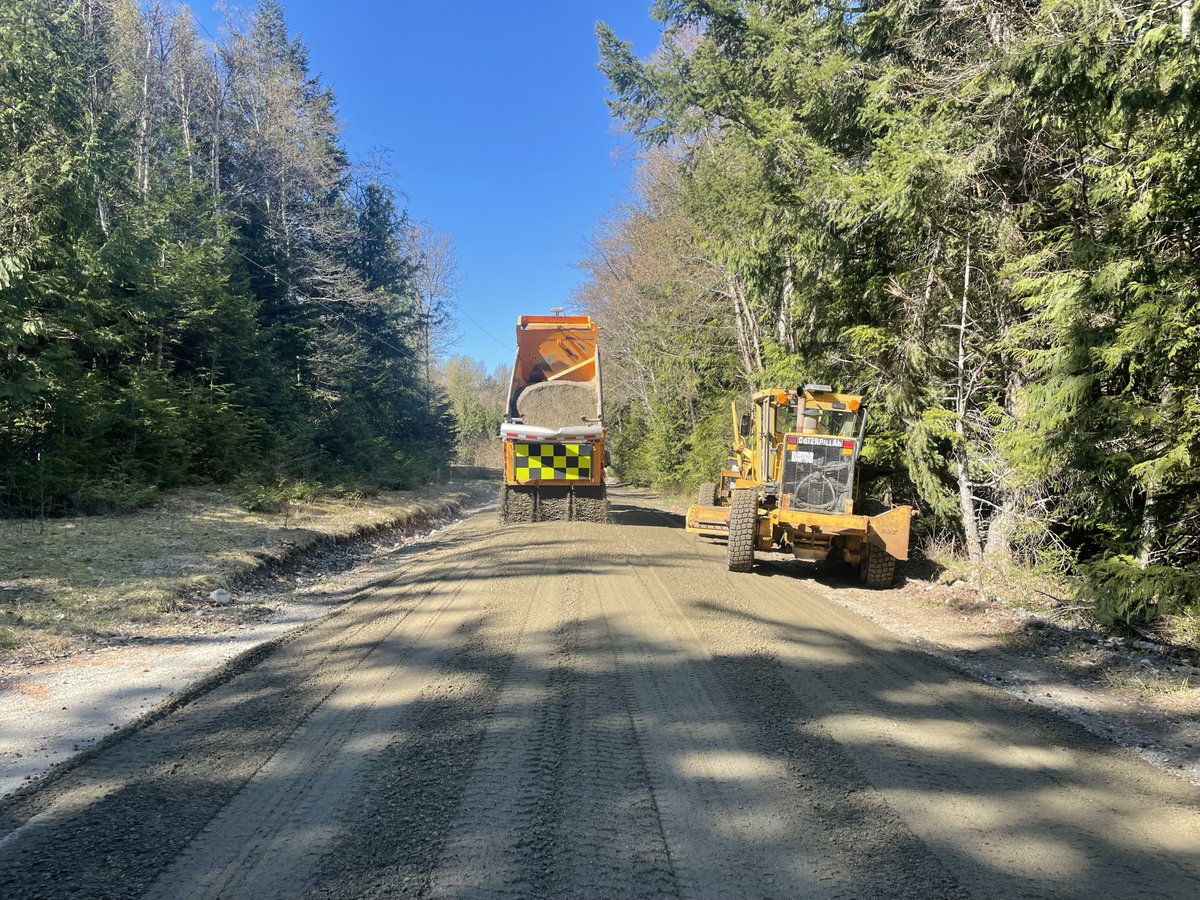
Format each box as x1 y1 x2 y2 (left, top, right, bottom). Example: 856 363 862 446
2 492 1199 899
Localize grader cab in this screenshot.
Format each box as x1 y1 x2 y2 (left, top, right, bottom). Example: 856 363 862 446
686 385 912 587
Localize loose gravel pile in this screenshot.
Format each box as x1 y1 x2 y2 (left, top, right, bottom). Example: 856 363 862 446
516 381 597 428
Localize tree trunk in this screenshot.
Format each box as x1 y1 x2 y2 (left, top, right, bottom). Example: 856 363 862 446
137 23 153 200
83 0 110 236
177 68 194 181
983 494 1018 561
777 254 796 353
726 271 762 378
956 239 983 563
983 368 1025 563
1136 381 1174 568
1136 485 1160 568
209 58 221 197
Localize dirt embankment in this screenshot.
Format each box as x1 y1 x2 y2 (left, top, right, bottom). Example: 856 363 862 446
0 481 496 797
0 482 493 667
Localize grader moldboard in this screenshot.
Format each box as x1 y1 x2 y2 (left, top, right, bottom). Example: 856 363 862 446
498 314 608 524
686 385 912 587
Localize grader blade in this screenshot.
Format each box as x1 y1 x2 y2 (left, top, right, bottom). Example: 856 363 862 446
686 503 731 534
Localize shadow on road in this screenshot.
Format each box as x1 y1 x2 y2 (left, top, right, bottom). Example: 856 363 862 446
2 508 1199 900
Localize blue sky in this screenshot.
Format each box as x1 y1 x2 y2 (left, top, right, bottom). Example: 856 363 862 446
195 1 663 369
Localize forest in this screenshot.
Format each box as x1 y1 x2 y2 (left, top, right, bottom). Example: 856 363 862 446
0 0 456 517
5 0 1199 624
582 1 1200 621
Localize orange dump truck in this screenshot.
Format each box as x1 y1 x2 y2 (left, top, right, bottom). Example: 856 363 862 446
498 314 608 523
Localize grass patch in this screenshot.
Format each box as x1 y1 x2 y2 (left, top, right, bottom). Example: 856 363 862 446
1159 612 1200 649
1102 671 1196 696
0 483 467 662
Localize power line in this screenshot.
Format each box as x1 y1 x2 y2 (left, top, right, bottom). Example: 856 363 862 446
180 2 220 46
456 308 515 354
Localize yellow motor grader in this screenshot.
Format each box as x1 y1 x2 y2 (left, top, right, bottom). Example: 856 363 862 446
686 385 912 587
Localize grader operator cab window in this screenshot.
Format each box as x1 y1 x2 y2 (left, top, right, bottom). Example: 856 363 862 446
774 402 798 435
821 409 858 437
799 404 859 438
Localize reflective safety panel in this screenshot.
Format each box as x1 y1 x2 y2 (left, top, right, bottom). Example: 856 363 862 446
513 442 594 482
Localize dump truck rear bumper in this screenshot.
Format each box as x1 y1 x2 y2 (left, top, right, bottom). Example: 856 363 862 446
500 484 608 523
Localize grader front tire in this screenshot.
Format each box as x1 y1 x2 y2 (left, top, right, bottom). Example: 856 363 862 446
726 489 758 573
697 481 719 507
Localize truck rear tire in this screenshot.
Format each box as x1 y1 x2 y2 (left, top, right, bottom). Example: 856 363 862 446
860 542 897 588
697 482 718 506
572 485 609 523
499 484 535 524
726 489 758 573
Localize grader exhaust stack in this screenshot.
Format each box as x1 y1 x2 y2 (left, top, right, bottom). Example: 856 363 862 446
498 314 608 523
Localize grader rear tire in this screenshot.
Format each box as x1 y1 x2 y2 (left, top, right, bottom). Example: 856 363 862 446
860 542 897 588
726 489 758 573
697 482 719 507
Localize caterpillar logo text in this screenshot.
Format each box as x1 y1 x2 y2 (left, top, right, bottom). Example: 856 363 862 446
514 442 593 482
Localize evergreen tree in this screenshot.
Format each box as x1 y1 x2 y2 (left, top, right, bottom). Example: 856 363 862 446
0 0 456 512
594 0 1200 620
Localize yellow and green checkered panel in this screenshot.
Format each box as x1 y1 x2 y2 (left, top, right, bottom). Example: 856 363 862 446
513 442 593 482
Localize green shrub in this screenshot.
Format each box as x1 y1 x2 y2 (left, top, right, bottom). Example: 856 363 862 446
72 478 160 515
1079 556 1200 625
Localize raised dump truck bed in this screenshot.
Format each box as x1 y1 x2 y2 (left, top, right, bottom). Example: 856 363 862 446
499 314 608 523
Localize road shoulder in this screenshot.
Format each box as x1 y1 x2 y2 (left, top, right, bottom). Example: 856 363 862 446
0 485 494 798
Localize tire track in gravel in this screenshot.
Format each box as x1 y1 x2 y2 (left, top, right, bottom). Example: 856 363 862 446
425 530 679 900
0 518 505 900
143 553 499 899
537 567 678 900
646 501 1200 899
733 570 1200 899
591 547 808 898
624 555 965 899
302 534 555 900
424 542 574 898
